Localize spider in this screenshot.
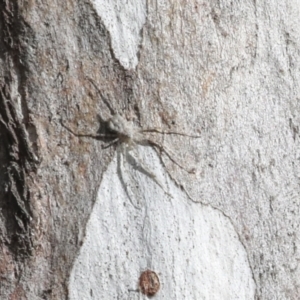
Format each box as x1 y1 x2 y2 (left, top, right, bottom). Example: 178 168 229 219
61 78 201 207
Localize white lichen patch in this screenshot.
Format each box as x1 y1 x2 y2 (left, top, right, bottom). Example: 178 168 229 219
91 0 146 69
69 146 256 299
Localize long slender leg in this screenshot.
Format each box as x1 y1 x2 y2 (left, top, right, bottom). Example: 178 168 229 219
141 128 201 138
142 142 201 204
61 120 117 139
146 139 196 174
126 146 172 198
85 77 116 116
102 138 119 149
152 152 200 204
116 145 141 209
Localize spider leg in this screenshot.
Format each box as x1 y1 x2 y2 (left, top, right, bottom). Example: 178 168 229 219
101 138 119 149
139 141 200 204
85 77 116 116
126 146 172 198
146 139 196 174
61 120 117 139
151 151 200 204
141 128 201 138
117 144 141 209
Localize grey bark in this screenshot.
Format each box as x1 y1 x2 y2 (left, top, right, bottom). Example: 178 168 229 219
0 0 300 299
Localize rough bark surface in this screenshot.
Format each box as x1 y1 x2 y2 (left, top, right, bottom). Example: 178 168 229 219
0 0 299 299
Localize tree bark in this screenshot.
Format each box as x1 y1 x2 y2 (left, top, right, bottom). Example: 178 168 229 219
0 0 300 299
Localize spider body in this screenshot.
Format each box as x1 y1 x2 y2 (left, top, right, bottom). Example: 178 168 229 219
107 114 142 145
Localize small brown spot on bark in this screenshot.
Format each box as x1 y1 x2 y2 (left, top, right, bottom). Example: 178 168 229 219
139 270 160 297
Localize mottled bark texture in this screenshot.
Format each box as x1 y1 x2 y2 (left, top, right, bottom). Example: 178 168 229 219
0 1 121 298
0 2 39 297
1 0 300 299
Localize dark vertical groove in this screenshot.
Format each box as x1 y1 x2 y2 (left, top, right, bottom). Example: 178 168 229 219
0 1 38 258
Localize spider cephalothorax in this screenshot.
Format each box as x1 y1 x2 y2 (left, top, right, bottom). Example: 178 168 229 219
107 114 142 144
